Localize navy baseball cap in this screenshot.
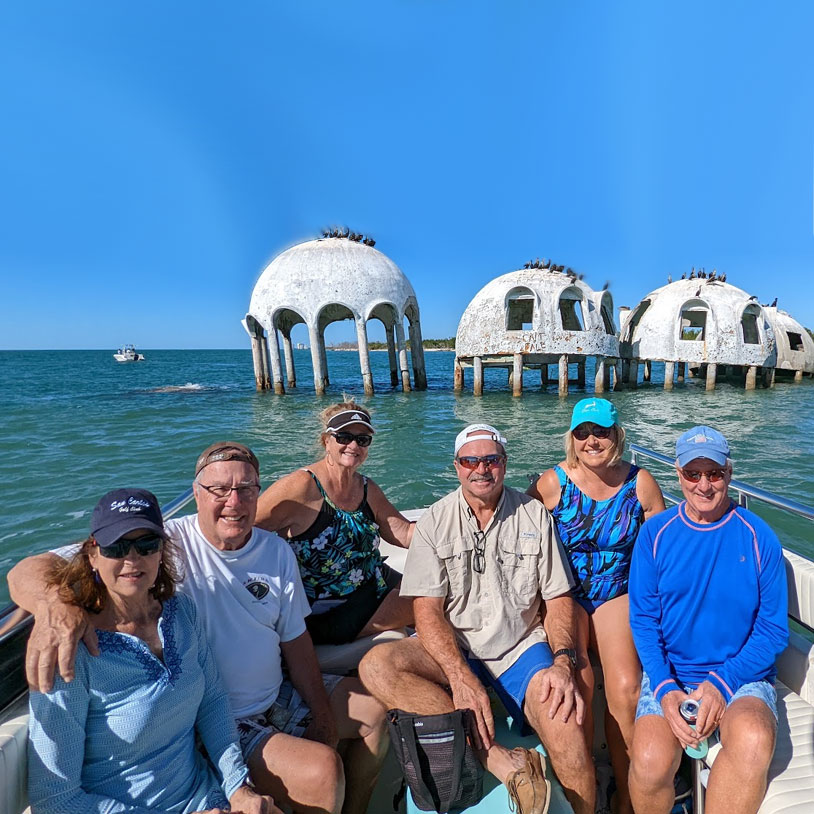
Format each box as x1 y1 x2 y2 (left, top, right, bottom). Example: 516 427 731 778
91 488 167 547
675 426 730 468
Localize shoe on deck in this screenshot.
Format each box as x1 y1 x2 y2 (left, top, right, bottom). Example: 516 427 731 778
506 747 552 814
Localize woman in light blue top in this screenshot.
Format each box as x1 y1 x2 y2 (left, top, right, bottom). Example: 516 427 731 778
27 487 278 814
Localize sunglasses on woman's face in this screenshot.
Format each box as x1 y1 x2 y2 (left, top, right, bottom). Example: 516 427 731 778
572 424 613 441
95 533 164 559
330 431 373 447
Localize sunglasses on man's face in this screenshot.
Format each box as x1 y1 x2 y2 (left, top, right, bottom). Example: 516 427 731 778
572 424 614 441
330 431 373 447
455 454 506 471
95 533 164 559
680 468 728 484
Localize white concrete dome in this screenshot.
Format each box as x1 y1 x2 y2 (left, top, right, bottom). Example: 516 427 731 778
248 237 419 331
764 307 814 374
620 278 777 367
456 269 618 359
244 235 426 395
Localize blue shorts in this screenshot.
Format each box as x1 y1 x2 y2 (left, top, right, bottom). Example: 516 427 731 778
635 671 778 721
468 642 554 735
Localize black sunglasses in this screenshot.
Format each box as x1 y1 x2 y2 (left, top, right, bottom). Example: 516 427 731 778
95 533 164 559
572 424 614 441
330 431 373 447
473 530 486 574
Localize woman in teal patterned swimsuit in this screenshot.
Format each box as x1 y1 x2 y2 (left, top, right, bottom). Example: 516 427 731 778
256 401 414 645
527 398 665 814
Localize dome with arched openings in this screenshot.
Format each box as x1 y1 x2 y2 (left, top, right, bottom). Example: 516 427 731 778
764 306 814 376
244 234 425 394
456 269 618 358
620 278 776 368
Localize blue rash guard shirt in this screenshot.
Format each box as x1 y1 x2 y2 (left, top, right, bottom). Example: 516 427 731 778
629 501 788 705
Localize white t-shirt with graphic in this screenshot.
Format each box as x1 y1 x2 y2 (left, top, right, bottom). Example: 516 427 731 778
166 515 310 718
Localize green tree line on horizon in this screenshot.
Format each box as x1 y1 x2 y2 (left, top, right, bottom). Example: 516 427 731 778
328 338 455 350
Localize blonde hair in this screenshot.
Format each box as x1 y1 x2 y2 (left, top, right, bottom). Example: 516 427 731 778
564 425 626 468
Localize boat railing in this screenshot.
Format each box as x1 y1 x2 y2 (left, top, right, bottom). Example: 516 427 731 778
629 443 814 521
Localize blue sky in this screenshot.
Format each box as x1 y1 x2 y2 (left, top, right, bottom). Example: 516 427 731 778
2 1 813 349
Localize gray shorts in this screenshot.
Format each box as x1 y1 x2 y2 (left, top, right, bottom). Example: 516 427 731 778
635 671 778 721
236 674 344 759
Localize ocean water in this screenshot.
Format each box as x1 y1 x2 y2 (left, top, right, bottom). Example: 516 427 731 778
1 349 813 605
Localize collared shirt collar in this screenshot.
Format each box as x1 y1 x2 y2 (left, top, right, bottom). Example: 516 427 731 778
457 485 506 534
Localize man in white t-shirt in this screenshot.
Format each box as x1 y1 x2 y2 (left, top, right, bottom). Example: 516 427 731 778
9 442 388 814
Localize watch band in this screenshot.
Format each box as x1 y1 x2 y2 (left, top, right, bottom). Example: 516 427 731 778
552 647 577 667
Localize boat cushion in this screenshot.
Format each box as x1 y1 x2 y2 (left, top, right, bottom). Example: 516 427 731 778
703 680 814 813
0 696 29 814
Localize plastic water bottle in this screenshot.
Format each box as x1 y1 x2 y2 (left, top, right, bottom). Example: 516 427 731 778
679 698 709 759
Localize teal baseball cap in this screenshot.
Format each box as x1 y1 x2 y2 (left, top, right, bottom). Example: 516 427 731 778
569 398 618 431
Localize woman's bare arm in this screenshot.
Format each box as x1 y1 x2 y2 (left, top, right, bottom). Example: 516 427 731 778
255 469 321 537
526 467 563 512
636 467 667 520
365 479 414 548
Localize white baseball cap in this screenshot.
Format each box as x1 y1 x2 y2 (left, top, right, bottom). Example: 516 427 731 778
454 423 508 456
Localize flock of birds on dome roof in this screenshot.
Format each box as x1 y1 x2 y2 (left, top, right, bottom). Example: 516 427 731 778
666 267 727 284
321 227 376 247
521 258 611 291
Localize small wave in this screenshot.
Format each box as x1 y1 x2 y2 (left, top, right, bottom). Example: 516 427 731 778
148 383 206 393
67 510 86 520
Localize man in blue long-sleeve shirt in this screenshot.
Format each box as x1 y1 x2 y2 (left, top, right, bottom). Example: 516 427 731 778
628 426 788 814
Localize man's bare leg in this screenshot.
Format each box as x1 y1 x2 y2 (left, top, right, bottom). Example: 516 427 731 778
330 676 389 814
247 732 345 814
358 639 531 782
524 669 596 814
628 715 682 814
356 587 414 638
704 697 776 814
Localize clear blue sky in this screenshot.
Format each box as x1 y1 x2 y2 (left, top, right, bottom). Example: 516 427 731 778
2 1 813 349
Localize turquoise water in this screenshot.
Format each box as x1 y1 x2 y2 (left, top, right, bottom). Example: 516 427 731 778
2 349 813 605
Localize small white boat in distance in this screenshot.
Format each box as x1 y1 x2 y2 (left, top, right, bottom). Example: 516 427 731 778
113 344 145 362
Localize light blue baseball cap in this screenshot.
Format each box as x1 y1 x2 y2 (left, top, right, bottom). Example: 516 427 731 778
569 398 619 431
675 426 730 467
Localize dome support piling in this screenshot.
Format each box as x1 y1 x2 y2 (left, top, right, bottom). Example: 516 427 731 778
282 332 296 388
356 318 374 396
395 322 411 392
387 326 399 387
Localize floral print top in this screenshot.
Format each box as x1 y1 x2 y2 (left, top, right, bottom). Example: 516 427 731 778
288 469 387 601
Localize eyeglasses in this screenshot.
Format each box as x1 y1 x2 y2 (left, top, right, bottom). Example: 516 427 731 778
330 431 373 447
197 482 261 501
473 530 486 573
572 424 614 441
455 454 506 470
95 533 164 559
680 468 728 483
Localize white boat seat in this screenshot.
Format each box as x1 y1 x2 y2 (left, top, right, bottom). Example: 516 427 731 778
700 680 814 814
315 628 409 675
0 696 29 814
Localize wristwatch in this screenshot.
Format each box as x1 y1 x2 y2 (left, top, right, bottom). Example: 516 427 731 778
552 648 578 668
